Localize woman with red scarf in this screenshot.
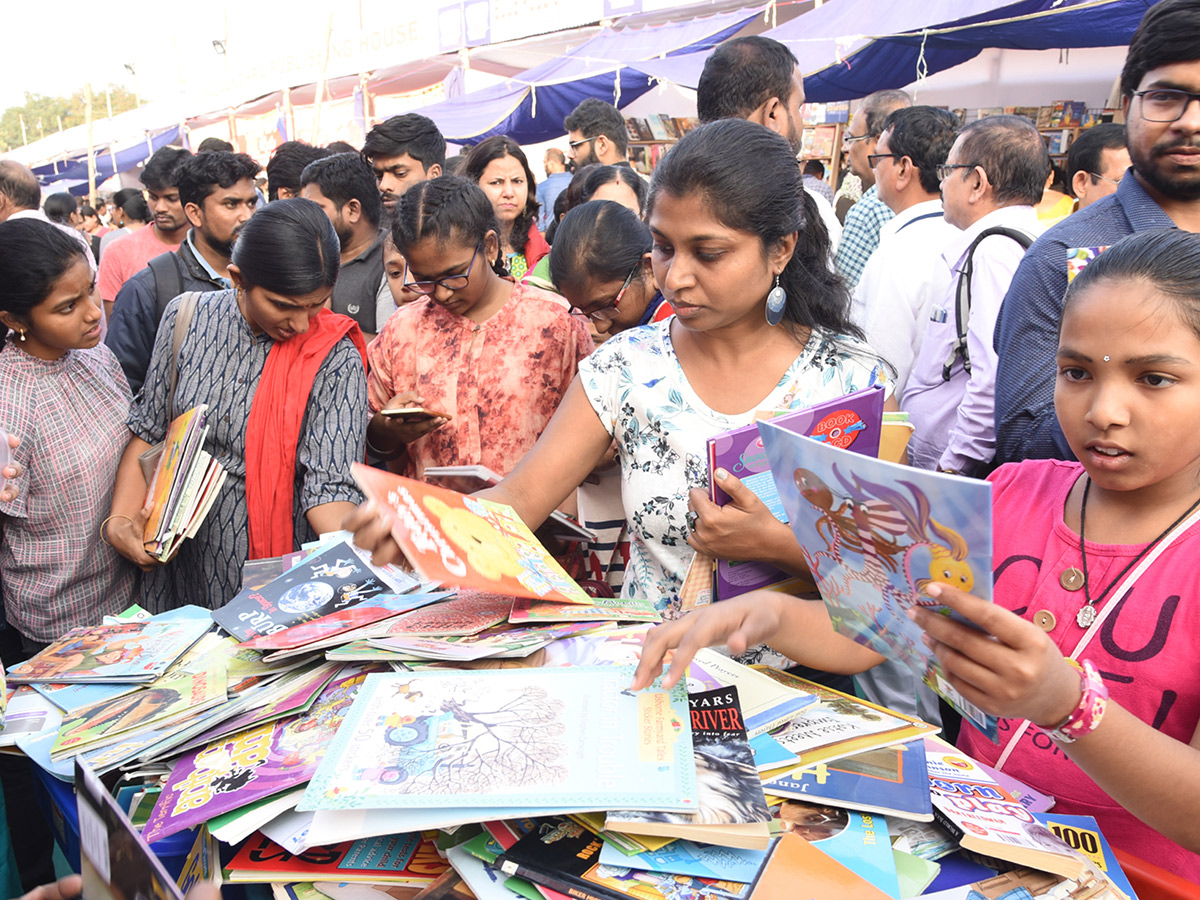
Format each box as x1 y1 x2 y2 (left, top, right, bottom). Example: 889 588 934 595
105 199 368 610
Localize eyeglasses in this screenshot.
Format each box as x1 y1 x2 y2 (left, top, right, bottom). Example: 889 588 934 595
403 243 482 295
1087 171 1123 187
843 132 871 145
1133 89 1200 123
568 136 598 150
570 260 641 322
867 153 899 169
936 163 978 182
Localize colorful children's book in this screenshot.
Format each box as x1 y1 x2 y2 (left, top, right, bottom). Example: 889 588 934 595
214 539 419 642
707 386 885 601
605 685 772 850
747 830 892 899
1033 813 1137 899
762 741 934 822
352 464 592 604
223 831 448 885
979 761 1055 814
299 667 696 812
371 590 515 637
924 740 1086 879
76 759 184 900
245 591 449 652
758 418 998 739
689 650 817 739
772 803 899 898
747 667 938 771
596 836 767 883
507 596 659 624
142 405 226 562
141 666 375 842
8 617 212 684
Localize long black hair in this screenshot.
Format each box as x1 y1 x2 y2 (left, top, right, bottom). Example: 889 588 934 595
647 118 859 340
462 136 538 257
0 219 89 334
549 200 650 297
230 198 339 295
391 176 506 277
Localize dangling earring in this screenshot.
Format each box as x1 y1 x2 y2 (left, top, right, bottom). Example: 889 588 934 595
765 275 786 327
16 330 26 343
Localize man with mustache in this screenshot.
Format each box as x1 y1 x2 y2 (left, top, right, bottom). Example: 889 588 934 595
994 0 1200 464
107 150 261 391
97 147 192 317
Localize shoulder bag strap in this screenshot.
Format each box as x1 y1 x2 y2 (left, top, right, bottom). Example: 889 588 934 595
165 291 202 421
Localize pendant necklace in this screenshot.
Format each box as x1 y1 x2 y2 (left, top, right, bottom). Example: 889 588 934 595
1075 477 1200 628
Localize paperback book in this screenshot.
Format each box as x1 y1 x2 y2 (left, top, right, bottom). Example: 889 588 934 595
507 596 659 625
352 464 592 604
213 539 419 642
772 803 899 899
244 591 449 652
758 418 998 739
224 831 448 886
8 617 212 684
707 386 884 601
300 667 696 812
689 650 817 739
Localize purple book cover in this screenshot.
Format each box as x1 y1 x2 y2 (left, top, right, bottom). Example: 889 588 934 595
140 666 375 843
707 386 885 601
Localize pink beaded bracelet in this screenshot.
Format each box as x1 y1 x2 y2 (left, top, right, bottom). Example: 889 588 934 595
1042 658 1108 744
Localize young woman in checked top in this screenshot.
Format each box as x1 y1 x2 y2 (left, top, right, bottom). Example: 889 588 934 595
348 119 894 643
634 229 1200 876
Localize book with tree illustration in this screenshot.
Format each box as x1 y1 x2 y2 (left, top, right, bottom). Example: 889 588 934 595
299 667 696 812
351 464 592 604
707 385 885 601
605 685 773 850
758 419 998 740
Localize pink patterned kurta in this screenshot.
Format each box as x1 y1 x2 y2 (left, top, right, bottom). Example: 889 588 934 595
367 282 591 480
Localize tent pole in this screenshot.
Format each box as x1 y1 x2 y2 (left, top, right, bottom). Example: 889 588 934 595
313 14 334 144
85 83 97 206
18 115 26 147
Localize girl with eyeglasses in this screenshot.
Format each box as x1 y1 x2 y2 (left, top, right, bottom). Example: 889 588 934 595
366 176 592 481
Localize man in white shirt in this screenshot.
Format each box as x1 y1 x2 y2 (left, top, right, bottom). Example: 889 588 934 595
852 107 961 397
903 115 1046 475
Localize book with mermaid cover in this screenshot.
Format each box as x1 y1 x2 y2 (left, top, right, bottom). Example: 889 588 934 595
757 418 999 740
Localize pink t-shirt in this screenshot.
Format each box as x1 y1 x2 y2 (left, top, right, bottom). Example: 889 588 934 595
97 224 181 303
958 459 1200 879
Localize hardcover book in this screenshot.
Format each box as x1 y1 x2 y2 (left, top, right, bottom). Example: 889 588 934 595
213 539 418 642
299 667 696 812
707 386 884 601
758 418 998 739
141 666 375 843
762 741 934 822
352 464 592 604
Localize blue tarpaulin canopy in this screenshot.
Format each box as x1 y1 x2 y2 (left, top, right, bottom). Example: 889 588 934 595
417 6 763 143
29 126 181 197
633 0 1157 101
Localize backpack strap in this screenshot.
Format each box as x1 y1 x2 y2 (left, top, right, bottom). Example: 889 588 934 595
147 251 187 324
942 226 1035 382
165 292 202 421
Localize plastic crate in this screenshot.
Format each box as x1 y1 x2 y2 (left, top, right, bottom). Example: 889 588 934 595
30 763 196 881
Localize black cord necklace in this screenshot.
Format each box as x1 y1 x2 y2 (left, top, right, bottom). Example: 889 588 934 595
1076 477 1200 627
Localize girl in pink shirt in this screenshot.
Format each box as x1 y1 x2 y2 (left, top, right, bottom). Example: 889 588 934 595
632 228 1200 879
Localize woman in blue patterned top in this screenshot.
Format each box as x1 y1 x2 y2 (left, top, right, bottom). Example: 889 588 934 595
349 120 892 623
106 200 369 611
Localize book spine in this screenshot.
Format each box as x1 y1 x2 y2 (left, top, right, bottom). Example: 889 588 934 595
496 859 623 900
931 802 966 844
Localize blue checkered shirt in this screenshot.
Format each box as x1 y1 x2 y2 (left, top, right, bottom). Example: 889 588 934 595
993 171 1175 464
834 185 893 288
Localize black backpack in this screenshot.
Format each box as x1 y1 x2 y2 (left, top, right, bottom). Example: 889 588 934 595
941 226 1035 382
147 251 188 324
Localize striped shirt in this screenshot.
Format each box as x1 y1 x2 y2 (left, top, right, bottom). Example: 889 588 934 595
0 343 137 640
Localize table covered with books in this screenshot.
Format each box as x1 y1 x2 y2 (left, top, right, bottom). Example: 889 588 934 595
0 463 1151 900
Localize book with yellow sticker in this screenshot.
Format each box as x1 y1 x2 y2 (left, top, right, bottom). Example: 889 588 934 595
352 463 591 604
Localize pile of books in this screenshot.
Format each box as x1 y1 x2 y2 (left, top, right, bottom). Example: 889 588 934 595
3 460 1143 900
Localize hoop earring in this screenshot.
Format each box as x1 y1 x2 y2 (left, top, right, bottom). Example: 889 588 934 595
765 275 786 327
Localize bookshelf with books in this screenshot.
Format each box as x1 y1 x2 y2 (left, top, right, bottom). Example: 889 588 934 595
799 101 848 190
624 114 698 175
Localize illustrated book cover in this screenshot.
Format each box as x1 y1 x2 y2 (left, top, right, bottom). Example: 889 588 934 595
762 740 933 822
605 684 773 850
352 464 592 604
757 418 998 739
299 667 696 812
244 591 448 652
707 386 885 601
224 831 447 885
508 595 660 625
213 539 419 642
769 807 898 899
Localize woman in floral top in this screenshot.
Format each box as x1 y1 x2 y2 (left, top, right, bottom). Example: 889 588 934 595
349 121 891 618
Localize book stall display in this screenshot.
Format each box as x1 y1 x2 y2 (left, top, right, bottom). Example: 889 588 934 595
974 101 1123 162
623 115 698 175
798 101 849 188
8 394 1167 900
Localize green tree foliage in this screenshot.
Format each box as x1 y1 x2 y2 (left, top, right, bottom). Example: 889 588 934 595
0 86 139 152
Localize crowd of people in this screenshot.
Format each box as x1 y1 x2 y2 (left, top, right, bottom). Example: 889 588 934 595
1 0 1200 885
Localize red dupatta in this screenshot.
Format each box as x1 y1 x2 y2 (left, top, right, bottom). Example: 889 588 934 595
244 308 367 559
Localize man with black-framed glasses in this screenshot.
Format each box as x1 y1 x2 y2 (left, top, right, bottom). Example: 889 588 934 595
562 99 631 170
995 0 1200 465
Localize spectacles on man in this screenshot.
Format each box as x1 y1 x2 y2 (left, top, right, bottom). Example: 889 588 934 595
843 132 871 145
403 243 482 295
570 260 641 322
867 153 899 169
936 163 978 182
1087 171 1123 187
1133 88 1200 123
568 136 598 150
